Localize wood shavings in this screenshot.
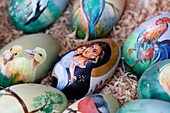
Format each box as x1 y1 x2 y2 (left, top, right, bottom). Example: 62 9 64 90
0 0 169 108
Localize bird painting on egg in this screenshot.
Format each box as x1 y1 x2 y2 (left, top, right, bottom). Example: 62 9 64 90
52 41 112 99
124 16 170 75
15 0 49 25
66 95 110 113
70 0 124 40
0 45 47 83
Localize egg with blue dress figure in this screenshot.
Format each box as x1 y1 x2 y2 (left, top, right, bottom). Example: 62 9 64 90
8 0 68 33
52 39 121 100
123 13 170 77
70 0 126 40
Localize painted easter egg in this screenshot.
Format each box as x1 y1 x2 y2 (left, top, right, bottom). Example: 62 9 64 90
63 94 119 113
0 33 59 87
138 59 170 102
52 39 121 100
8 0 68 33
117 99 170 113
123 13 170 76
0 84 67 113
70 0 126 40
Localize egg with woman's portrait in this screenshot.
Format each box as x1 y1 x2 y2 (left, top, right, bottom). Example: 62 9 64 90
51 39 121 100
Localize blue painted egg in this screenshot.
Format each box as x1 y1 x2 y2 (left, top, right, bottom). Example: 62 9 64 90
123 13 170 76
8 0 68 33
70 0 126 40
117 99 170 113
138 59 170 102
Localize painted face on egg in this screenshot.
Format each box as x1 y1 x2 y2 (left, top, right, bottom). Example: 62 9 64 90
123 13 170 76
52 40 120 100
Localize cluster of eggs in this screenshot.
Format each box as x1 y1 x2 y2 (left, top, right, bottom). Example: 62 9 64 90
1 0 170 112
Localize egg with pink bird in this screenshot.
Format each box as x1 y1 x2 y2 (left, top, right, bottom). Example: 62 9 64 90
123 13 170 77
8 0 68 33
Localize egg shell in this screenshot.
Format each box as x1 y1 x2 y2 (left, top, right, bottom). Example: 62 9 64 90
0 84 68 113
8 0 68 33
0 33 59 87
117 99 170 113
122 13 170 77
52 39 121 100
70 0 126 40
63 94 119 113
138 59 170 102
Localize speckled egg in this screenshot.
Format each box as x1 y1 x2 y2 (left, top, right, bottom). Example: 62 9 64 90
0 84 68 113
70 0 126 40
123 13 170 77
8 0 68 33
138 59 170 102
0 33 59 87
63 94 119 113
52 39 121 100
117 99 170 113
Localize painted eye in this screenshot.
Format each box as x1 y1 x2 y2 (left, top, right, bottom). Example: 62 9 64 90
93 49 97 53
39 53 42 57
15 53 18 55
10 48 13 51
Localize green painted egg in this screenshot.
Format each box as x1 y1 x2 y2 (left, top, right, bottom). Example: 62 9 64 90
122 13 170 77
51 39 121 100
138 59 170 102
0 33 59 87
8 0 68 33
0 84 68 113
63 94 119 113
70 0 126 40
117 99 170 113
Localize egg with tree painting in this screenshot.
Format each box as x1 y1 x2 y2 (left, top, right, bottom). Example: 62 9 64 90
138 59 170 102
8 0 68 33
0 33 59 87
123 13 170 77
52 39 121 100
70 0 126 40
0 84 67 113
63 94 119 113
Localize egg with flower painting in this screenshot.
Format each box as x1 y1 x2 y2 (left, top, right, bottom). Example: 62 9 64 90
8 0 68 33
123 13 170 77
117 99 170 113
0 33 59 87
52 39 121 100
63 94 119 113
70 0 126 40
138 59 170 102
0 84 67 113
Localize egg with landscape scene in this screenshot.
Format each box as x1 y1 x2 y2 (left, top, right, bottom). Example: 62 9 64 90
8 0 68 33
70 0 126 40
123 13 170 77
0 84 67 113
51 39 121 100
0 33 59 87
